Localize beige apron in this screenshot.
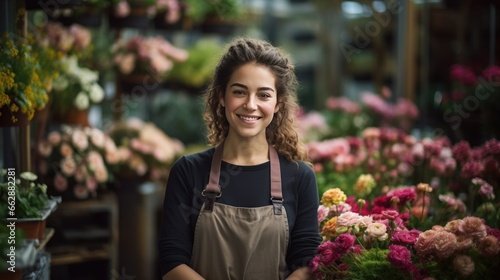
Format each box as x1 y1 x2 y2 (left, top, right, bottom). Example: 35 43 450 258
191 144 289 280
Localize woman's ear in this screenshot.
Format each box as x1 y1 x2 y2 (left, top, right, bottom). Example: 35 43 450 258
220 99 225 107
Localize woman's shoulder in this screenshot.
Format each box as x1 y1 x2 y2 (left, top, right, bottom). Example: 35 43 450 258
173 147 215 169
278 154 314 177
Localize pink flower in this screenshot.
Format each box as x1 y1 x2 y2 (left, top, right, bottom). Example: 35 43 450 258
60 143 73 158
391 229 421 245
483 139 500 155
387 244 414 272
38 141 53 158
326 97 360 114
387 187 416 206
53 173 68 192
477 235 500 257
337 212 365 227
334 234 356 253
461 161 485 179
317 205 329 224
73 184 89 200
317 241 339 267
482 65 500 81
365 222 388 241
86 177 97 191
452 141 471 163
458 216 487 240
69 24 91 51
47 131 62 146
72 129 89 151
453 254 475 277
114 0 131 17
381 209 399 220
450 64 477 86
60 157 77 176
472 177 495 200
438 194 467 212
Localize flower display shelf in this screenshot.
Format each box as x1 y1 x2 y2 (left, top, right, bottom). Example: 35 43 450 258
108 8 153 28
52 108 90 127
15 196 61 242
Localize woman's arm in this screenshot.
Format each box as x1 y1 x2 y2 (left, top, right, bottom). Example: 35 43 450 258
286 266 314 280
162 264 205 280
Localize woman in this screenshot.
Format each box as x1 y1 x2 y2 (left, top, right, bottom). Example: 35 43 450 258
158 37 321 280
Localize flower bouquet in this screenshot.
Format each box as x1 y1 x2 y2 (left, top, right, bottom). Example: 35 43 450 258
37 126 118 200
107 118 185 184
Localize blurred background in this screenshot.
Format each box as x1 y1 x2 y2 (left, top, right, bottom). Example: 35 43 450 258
1 0 499 279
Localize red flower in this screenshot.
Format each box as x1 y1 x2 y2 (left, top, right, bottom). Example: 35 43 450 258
460 161 485 179
391 229 421 246
452 141 471 163
387 244 415 272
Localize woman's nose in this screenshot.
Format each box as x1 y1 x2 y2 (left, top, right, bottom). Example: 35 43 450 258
245 96 257 110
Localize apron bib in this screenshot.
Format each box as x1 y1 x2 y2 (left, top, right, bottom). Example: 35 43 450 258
191 144 289 280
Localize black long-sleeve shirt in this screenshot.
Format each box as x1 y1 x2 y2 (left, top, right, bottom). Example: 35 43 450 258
158 148 321 277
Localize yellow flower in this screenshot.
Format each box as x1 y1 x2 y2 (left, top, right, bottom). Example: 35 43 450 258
321 188 347 207
321 217 338 239
354 174 376 196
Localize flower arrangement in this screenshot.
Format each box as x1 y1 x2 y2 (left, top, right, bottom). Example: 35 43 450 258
310 185 500 279
0 32 49 123
107 118 185 183
37 126 118 200
111 35 188 81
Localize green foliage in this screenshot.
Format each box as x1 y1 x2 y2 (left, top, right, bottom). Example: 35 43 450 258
0 170 49 219
184 0 242 22
167 38 222 89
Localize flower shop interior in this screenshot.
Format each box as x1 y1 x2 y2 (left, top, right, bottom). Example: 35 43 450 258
1 0 500 279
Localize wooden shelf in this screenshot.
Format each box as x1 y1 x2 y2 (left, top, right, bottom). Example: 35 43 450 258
36 228 55 253
50 244 111 266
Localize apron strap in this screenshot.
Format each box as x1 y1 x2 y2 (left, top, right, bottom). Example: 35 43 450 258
203 143 283 215
269 147 283 215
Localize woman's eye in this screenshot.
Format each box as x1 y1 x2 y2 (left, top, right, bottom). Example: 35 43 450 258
259 92 271 98
233 90 245 95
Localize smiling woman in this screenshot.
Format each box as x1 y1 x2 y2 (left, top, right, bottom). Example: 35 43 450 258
158 37 321 280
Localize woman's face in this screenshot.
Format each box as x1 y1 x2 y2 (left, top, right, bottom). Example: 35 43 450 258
221 63 279 141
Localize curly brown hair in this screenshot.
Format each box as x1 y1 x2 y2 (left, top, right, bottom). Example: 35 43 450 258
202 37 309 163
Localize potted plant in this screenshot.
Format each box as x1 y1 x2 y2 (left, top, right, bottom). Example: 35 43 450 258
0 169 58 241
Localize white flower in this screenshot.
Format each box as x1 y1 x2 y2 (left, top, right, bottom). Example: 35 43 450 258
53 75 69 91
74 92 89 109
89 83 105 103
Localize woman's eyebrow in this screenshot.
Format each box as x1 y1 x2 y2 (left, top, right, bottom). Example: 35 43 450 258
230 83 275 92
